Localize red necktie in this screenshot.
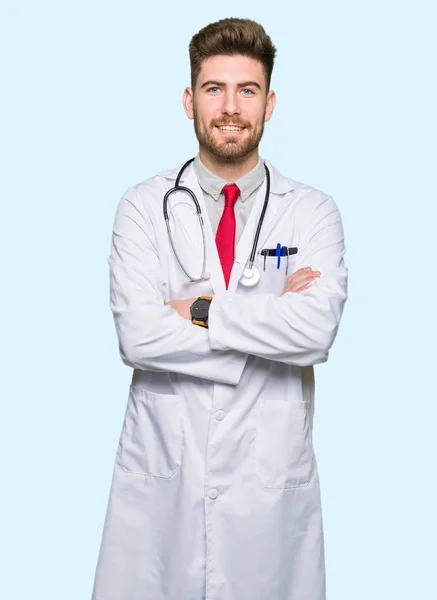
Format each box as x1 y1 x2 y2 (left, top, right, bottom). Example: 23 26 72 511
216 184 240 289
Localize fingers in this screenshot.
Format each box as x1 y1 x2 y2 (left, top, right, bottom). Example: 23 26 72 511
296 282 314 292
288 269 320 287
291 267 321 280
281 267 321 295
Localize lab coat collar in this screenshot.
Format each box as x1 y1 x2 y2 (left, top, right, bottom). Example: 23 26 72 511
157 158 296 195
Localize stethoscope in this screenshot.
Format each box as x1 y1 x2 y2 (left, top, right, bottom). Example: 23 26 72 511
163 157 270 287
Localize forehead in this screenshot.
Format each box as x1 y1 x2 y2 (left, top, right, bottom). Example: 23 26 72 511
196 54 266 88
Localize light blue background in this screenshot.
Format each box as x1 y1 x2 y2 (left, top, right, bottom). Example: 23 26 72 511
1 1 436 598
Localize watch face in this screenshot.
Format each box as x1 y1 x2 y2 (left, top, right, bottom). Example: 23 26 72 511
191 298 210 321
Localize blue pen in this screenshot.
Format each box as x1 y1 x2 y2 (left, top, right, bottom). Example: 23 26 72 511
276 243 281 269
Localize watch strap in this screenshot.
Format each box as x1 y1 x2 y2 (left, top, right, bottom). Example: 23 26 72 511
192 318 209 328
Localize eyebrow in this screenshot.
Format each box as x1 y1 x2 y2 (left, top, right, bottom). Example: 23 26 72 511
200 80 262 91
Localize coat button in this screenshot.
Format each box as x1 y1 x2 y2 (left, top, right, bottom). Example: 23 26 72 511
215 410 225 421
208 489 219 500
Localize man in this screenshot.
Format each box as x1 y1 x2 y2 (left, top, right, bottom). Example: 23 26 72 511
92 17 348 600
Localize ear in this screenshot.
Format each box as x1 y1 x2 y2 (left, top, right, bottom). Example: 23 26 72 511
264 90 277 122
183 87 194 120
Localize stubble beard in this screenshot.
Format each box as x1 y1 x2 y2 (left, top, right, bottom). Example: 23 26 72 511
193 110 266 163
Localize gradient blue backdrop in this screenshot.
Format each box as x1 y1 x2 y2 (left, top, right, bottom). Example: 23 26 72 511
1 1 436 598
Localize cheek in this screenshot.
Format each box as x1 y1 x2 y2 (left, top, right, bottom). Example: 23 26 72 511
196 100 221 123
244 104 266 127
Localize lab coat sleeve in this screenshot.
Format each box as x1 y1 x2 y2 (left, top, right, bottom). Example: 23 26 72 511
108 187 248 384
208 194 348 366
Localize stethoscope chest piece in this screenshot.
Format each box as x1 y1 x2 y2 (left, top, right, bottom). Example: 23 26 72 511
240 265 261 287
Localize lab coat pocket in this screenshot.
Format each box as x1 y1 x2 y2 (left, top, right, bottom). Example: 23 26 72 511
116 385 183 478
252 253 297 296
255 399 314 488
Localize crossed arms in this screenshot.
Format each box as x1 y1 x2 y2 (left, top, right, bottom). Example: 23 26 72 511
165 267 321 320
109 186 348 385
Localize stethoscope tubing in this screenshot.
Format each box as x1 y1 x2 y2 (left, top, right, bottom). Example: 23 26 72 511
163 157 270 284
248 163 270 270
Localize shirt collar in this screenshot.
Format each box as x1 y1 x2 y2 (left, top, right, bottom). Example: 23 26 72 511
157 158 296 195
193 154 266 202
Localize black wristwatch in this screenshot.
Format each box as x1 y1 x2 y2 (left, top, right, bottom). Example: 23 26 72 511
190 296 212 328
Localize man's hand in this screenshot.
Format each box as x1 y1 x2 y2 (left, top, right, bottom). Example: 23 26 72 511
165 297 198 320
281 267 321 295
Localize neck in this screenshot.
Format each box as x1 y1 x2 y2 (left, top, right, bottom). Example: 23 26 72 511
198 147 259 181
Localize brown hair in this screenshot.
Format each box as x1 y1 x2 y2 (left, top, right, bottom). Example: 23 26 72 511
189 18 277 91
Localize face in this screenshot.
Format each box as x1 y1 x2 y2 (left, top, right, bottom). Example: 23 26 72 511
183 54 276 163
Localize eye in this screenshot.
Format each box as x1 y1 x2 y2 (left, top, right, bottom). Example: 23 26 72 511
207 86 221 94
241 88 255 96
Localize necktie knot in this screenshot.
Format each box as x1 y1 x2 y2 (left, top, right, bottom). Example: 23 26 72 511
221 184 240 209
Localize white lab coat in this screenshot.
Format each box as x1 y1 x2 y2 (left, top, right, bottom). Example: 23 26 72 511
91 159 348 600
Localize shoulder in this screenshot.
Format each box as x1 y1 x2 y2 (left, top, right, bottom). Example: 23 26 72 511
265 160 343 229
267 159 333 200
265 159 329 199
130 165 179 195
117 164 181 211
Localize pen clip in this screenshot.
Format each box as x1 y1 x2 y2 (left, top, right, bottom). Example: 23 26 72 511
258 246 299 275
281 245 289 276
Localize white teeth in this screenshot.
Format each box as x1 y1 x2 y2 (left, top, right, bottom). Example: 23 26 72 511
218 126 243 131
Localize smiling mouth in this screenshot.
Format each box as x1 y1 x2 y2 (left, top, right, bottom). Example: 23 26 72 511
216 125 245 132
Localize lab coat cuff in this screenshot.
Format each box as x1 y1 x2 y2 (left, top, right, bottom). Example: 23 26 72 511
208 292 235 351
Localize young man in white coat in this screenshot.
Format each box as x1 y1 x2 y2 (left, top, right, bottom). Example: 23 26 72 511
92 17 348 600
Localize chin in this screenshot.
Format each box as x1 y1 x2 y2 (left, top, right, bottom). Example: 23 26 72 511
212 147 249 162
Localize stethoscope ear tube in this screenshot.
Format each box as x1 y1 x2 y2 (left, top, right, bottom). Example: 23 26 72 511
175 157 196 187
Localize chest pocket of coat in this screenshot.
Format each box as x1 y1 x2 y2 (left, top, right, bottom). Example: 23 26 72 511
116 385 183 479
255 399 314 488
251 252 297 296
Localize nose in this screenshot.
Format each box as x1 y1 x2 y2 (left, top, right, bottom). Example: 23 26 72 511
221 89 240 116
